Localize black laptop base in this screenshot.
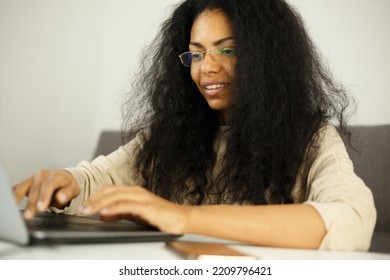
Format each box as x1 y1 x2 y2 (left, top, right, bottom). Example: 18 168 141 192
25 212 181 245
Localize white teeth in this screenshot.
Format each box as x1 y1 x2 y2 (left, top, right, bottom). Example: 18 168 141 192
204 84 227 90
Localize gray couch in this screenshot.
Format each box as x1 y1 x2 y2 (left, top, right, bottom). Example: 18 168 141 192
93 131 124 159
344 125 390 253
93 125 390 253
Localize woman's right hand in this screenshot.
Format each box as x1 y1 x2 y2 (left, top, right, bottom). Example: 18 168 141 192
13 170 80 220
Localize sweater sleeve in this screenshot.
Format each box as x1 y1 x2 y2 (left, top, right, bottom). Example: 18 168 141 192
303 125 376 251
56 135 145 215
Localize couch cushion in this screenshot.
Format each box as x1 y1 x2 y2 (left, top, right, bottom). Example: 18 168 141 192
369 231 390 253
345 125 390 232
93 131 123 158
345 125 390 253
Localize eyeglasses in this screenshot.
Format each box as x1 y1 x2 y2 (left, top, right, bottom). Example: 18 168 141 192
178 46 236 67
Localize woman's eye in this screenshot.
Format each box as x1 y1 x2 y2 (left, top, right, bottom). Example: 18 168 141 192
220 48 235 55
191 53 203 60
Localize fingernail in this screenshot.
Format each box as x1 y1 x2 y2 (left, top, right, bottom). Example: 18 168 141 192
101 208 109 215
58 193 68 203
37 201 45 211
24 209 33 220
79 206 92 216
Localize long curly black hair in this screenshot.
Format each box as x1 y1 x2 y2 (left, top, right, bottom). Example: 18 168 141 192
122 0 353 205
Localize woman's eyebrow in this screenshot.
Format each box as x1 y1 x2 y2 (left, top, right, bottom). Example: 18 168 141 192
189 37 235 48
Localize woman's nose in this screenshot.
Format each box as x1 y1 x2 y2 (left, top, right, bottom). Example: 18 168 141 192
200 52 221 73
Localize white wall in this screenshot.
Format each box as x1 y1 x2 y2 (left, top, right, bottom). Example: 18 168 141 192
0 0 179 184
290 0 390 124
0 0 389 185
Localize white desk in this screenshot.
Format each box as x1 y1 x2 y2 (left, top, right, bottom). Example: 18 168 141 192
1 234 389 260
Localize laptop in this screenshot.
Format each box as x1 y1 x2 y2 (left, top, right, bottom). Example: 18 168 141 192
0 163 181 245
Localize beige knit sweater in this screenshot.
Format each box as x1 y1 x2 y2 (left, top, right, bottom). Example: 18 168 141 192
61 125 376 251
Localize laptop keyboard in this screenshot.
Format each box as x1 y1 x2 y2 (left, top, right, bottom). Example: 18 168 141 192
26 211 154 232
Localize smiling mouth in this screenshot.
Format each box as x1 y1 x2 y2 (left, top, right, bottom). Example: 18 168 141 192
203 83 229 90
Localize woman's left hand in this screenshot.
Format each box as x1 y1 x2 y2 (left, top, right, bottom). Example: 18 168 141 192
79 185 190 235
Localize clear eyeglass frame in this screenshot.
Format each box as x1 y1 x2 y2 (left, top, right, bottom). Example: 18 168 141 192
178 46 236 67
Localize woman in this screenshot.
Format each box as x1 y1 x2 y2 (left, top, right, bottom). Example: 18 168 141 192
13 0 376 251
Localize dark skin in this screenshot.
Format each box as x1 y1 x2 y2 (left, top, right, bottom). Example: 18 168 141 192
13 170 79 219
